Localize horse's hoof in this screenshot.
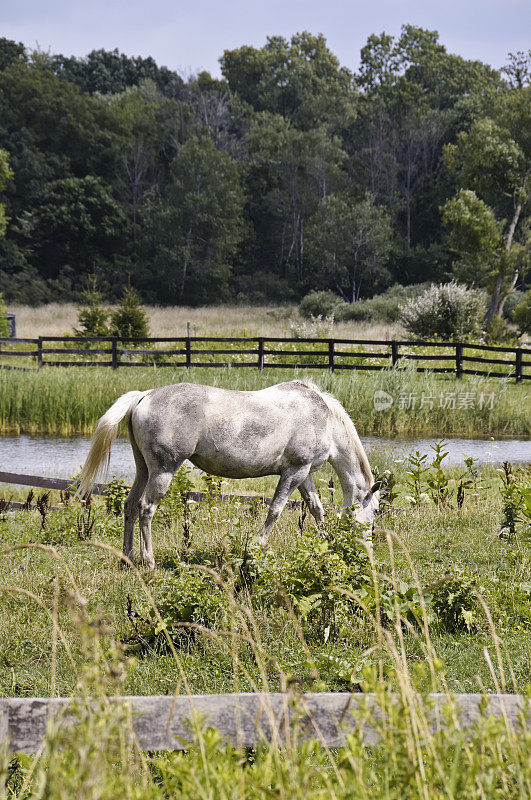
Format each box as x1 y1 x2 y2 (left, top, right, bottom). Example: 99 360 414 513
120 557 134 570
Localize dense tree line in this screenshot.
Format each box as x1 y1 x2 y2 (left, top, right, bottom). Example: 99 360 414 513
0 29 528 317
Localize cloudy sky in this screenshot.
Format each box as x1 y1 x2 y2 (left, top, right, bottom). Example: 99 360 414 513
3 0 530 77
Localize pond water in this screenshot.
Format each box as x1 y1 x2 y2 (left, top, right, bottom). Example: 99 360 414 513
0 433 529 484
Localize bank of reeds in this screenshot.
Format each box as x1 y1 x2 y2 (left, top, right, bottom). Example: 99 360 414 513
0 365 529 437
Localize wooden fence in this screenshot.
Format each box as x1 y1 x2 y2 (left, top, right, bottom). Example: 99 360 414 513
1 692 528 752
0 471 301 511
0 336 529 380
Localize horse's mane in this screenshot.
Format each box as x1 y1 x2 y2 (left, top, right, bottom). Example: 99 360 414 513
295 380 373 485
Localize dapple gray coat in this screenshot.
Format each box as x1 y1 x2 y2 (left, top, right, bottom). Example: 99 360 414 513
78 380 380 568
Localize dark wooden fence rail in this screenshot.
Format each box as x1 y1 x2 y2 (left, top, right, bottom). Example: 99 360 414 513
0 471 301 510
1 692 528 753
0 336 529 381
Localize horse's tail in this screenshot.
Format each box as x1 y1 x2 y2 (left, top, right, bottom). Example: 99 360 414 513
77 390 150 499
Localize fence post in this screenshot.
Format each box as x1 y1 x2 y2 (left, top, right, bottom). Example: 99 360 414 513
328 340 335 371
37 337 43 369
185 336 191 369
391 341 399 366
515 348 522 383
456 343 463 378
111 337 118 370
258 338 264 371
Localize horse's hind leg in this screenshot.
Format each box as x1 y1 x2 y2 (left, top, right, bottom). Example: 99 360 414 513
123 471 147 565
259 464 311 546
298 474 324 525
138 470 174 569
122 419 148 566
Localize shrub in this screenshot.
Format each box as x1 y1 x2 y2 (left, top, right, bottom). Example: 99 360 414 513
399 281 486 340
430 571 480 632
109 286 150 339
299 291 345 320
0 291 8 337
513 289 531 335
336 283 432 324
74 279 109 337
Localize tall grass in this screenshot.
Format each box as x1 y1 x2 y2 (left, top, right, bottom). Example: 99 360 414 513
0 365 529 437
9 302 404 340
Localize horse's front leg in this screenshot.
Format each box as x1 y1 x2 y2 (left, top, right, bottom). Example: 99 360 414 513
259 464 311 546
138 470 174 569
298 474 324 524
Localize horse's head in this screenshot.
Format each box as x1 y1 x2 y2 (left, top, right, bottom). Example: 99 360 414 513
353 480 382 530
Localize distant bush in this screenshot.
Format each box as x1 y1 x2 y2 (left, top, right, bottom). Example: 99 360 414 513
299 290 345 320
335 283 432 324
513 289 531 335
399 282 486 340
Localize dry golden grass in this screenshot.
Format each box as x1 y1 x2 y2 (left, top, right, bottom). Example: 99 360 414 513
11 303 404 340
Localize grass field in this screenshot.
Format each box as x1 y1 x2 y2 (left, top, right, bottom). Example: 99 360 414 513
0 365 529 438
9 302 403 340
1 458 530 797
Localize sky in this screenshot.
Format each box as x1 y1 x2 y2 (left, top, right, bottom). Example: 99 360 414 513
2 0 530 78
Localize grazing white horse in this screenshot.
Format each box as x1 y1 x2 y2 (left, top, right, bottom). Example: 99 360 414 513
78 380 380 568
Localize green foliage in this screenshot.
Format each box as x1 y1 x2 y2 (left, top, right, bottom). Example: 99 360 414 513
335 282 432 323
299 290 344 319
127 567 229 653
513 288 531 334
399 281 486 340
104 476 129 516
109 286 149 339
0 147 12 239
75 276 110 336
0 292 7 338
431 571 480 632
306 193 392 302
441 189 502 281
498 462 531 540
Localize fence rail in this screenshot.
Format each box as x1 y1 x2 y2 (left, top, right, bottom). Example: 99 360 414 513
0 336 529 381
1 692 528 753
0 471 301 509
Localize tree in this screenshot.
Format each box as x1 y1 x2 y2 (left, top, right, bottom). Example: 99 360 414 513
29 176 127 281
245 113 346 286
221 32 356 131
443 88 530 324
75 275 109 336
109 285 149 338
306 194 392 301
138 136 245 304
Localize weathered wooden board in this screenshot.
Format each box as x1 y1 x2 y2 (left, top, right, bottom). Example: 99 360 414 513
0 473 302 508
0 693 527 753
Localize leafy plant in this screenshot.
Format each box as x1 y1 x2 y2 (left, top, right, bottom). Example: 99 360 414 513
426 440 451 506
404 451 430 505
125 567 229 653
104 476 129 516
430 571 480 632
498 462 531 539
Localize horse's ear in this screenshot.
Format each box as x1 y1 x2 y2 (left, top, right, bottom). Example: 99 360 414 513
370 480 382 494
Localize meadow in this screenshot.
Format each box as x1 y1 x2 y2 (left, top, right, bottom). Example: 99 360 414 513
0 454 530 797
